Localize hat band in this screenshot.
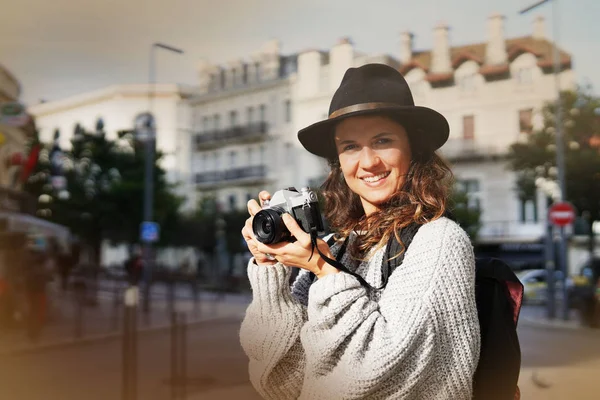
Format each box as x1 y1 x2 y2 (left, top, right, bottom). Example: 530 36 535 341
328 102 401 119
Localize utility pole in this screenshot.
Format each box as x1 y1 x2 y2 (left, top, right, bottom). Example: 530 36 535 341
519 0 570 320
142 42 184 316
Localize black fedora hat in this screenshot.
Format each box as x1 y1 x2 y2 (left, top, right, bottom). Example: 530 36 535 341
297 63 449 159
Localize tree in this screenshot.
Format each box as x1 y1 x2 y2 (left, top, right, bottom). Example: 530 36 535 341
508 87 600 254
448 184 482 241
24 118 183 264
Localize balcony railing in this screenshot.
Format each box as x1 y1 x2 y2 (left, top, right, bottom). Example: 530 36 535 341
194 122 268 150
195 165 267 187
438 139 506 162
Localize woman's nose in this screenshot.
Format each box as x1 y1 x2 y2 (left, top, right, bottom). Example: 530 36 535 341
359 147 381 168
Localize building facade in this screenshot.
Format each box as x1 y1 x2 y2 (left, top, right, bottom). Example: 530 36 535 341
187 40 297 211
26 14 577 271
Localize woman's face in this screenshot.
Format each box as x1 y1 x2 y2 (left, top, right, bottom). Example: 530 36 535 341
334 115 412 216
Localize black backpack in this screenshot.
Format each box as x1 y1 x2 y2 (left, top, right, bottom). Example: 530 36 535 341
311 223 523 399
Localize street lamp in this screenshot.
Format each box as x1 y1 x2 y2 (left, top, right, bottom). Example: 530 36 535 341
142 42 184 315
519 0 570 320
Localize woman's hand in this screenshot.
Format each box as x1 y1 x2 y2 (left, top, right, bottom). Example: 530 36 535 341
241 191 278 266
254 213 340 279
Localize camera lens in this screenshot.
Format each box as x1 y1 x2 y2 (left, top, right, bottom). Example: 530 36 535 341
252 208 289 244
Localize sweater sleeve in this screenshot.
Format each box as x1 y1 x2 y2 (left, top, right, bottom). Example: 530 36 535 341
239 259 308 400
299 220 480 399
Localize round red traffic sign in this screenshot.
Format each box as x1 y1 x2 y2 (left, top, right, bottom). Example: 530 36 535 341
548 202 576 226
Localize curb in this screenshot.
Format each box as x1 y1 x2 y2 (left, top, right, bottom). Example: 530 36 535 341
0 312 245 357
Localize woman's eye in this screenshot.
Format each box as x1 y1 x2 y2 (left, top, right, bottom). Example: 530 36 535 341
342 144 358 152
375 138 392 145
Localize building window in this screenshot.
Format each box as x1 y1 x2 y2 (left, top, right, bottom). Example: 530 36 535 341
246 106 254 124
519 109 534 135
214 152 220 170
463 115 475 140
259 145 266 165
247 147 254 165
285 143 294 162
284 100 292 123
213 114 220 130
516 68 533 85
229 110 238 127
520 197 538 223
228 194 237 211
255 62 261 82
202 153 208 171
457 179 481 210
242 64 248 84
219 69 226 89
246 192 253 202
259 104 267 122
202 116 210 132
230 150 237 168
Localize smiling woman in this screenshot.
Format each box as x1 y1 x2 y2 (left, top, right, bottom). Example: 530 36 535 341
239 63 481 400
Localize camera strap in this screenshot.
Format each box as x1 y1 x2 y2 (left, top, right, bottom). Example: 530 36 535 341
302 204 384 291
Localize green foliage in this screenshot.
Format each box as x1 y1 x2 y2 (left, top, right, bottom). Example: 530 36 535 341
23 121 183 255
448 185 482 240
508 87 600 224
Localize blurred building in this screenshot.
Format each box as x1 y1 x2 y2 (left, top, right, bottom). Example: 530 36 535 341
400 15 573 267
29 83 196 206
0 64 70 253
187 40 295 211
289 15 574 269
27 14 575 270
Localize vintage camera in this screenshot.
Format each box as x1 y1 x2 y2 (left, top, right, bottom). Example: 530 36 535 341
252 187 325 244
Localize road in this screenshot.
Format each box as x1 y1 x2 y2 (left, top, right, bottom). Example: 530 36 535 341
0 311 599 399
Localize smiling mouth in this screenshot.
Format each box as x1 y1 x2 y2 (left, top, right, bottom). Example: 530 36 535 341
360 171 391 183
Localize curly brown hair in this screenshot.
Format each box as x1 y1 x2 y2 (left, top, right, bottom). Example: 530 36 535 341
321 151 453 260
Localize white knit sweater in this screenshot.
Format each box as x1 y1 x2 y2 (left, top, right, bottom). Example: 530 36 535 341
240 217 480 399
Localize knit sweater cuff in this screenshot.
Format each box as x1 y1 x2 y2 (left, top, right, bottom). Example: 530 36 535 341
247 258 298 310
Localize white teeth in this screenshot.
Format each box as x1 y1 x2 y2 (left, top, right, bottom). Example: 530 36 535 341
362 171 390 183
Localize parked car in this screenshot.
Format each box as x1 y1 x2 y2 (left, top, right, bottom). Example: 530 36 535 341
517 269 573 305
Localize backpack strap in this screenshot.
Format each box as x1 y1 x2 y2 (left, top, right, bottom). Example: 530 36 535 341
308 223 422 290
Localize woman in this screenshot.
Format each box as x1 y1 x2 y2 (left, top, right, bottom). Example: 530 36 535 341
240 63 480 399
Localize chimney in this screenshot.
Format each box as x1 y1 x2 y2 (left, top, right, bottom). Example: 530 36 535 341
533 15 545 40
330 37 354 90
485 13 508 65
260 39 281 81
197 59 212 93
431 22 451 73
400 31 414 65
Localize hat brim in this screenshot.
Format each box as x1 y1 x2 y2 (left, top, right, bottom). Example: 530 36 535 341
297 106 449 159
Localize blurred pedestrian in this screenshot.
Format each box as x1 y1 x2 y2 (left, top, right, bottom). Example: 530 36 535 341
240 64 480 399
124 247 143 286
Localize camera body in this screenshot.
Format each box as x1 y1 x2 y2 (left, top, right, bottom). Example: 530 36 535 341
252 187 325 244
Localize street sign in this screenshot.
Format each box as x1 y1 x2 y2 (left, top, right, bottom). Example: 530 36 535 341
0 102 29 127
549 202 576 227
140 221 160 243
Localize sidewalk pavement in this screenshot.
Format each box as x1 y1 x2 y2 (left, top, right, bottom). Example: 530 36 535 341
188 383 261 400
518 366 600 400
0 289 251 356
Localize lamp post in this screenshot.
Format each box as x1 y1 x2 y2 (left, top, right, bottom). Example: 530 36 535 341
142 42 184 315
520 0 570 320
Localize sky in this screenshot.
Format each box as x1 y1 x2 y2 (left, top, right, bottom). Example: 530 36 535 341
2 0 599 106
